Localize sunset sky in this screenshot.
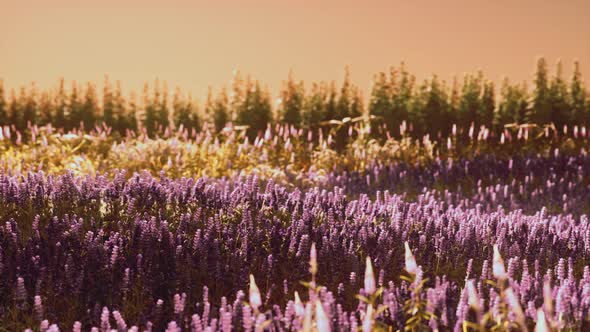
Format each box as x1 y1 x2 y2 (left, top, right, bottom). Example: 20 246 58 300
1 0 589 98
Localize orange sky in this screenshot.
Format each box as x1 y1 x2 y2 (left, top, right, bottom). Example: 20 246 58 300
1 0 589 98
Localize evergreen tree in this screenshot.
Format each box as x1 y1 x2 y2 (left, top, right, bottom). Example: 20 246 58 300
138 81 157 136
38 91 54 126
423 75 448 137
113 81 130 134
22 84 38 129
302 82 325 132
157 81 170 131
0 80 7 125
102 76 115 129
143 81 158 136
409 81 428 137
54 79 67 130
68 82 82 130
349 86 363 119
8 89 21 131
80 82 98 130
531 57 551 125
368 71 392 134
203 87 214 127
323 81 338 123
187 94 201 133
334 66 359 146
570 60 587 125
278 70 304 128
392 63 414 137
213 87 229 133
496 79 529 126
548 59 570 130
172 88 200 132
127 91 139 133
230 70 244 123
458 73 482 134
236 80 272 138
480 80 495 129
448 77 460 133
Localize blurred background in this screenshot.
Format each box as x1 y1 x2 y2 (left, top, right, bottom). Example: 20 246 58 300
1 0 589 96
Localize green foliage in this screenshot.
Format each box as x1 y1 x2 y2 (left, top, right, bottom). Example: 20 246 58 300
570 60 587 125
173 88 200 133
496 79 529 127
235 79 273 138
0 80 7 125
302 83 325 131
480 80 495 130
212 88 230 133
278 71 304 128
458 72 483 133
0 58 587 139
548 60 570 129
532 57 551 125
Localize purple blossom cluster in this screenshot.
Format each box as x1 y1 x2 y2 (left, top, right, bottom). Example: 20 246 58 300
321 151 590 217
0 169 589 330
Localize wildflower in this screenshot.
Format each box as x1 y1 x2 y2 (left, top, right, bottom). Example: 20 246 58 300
294 291 305 317
493 245 507 280
362 303 374 332
310 243 318 276
364 256 376 295
315 300 331 332
249 274 262 311
535 309 549 332
405 242 418 275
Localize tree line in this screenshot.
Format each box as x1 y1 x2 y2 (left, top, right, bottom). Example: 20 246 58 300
0 58 588 140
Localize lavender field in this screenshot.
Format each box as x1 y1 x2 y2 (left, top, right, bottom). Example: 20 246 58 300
1 57 590 331
0 119 588 331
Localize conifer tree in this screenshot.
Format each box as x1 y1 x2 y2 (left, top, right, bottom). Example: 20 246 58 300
54 78 67 130
22 84 38 129
570 60 587 125
80 82 98 130
8 89 21 131
203 87 215 127
0 80 7 125
38 91 54 126
480 80 495 129
102 76 115 129
424 75 449 137
458 73 482 134
68 81 82 130
392 63 414 137
236 80 272 138
127 91 139 133
143 81 158 136
113 81 131 134
187 94 201 133
532 57 551 125
278 70 304 128
409 81 428 137
157 81 170 131
548 59 570 130
324 81 338 123
173 88 200 132
213 87 229 133
368 71 392 135
497 79 529 126
448 77 460 132
302 82 325 132
230 70 244 123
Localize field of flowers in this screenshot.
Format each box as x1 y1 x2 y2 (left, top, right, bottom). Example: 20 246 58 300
0 119 589 331
1 58 590 331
